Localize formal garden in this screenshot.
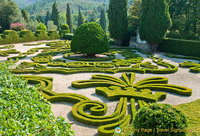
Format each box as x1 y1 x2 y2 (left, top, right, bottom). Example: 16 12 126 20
0 0 200 136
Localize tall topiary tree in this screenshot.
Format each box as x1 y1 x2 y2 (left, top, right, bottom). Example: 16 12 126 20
21 9 30 23
139 0 172 51
78 8 84 27
71 22 109 57
108 0 128 45
100 8 106 32
51 1 60 28
66 3 73 33
45 11 51 26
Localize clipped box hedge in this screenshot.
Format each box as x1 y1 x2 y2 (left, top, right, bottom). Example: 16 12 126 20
158 38 200 57
63 33 74 40
0 30 60 45
19 30 36 42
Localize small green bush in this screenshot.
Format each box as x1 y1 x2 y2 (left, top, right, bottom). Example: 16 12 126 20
35 30 49 40
158 38 200 57
61 24 69 30
36 23 47 31
1 30 20 44
59 24 70 37
19 30 36 42
133 103 188 136
71 22 109 56
63 33 74 40
48 30 60 40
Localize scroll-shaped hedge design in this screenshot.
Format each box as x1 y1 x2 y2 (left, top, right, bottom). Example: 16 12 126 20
21 75 131 136
72 72 192 102
179 61 200 73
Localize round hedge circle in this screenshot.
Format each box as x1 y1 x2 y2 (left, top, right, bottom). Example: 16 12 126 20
133 103 188 136
71 22 109 56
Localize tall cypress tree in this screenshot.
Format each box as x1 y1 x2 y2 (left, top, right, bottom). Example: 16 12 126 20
108 0 128 45
21 9 30 23
66 3 73 33
78 8 84 27
139 0 172 51
51 1 60 28
45 11 50 26
100 8 106 32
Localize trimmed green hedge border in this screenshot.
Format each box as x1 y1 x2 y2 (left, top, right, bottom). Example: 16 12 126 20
0 30 60 45
158 38 200 57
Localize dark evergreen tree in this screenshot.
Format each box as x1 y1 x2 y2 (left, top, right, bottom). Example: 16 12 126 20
37 15 42 22
66 3 73 33
45 11 50 26
78 8 84 27
108 0 128 45
21 9 30 23
100 8 106 32
51 1 60 28
139 0 172 51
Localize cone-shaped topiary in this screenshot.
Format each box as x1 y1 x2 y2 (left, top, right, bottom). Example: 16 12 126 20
71 22 109 57
133 103 187 136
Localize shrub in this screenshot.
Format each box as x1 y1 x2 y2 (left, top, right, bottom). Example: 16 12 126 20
35 30 48 40
36 23 47 31
133 103 188 136
71 22 109 56
158 38 200 57
63 33 74 40
61 24 69 30
48 30 60 40
10 23 26 31
0 63 75 135
59 24 70 37
1 30 20 44
47 20 58 31
19 30 36 42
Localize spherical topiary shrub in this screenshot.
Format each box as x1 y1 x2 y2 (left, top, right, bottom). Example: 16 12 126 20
71 22 109 57
59 24 70 37
36 23 47 31
133 103 187 136
60 24 69 30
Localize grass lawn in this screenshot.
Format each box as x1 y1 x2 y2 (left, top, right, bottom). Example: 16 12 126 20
114 99 200 136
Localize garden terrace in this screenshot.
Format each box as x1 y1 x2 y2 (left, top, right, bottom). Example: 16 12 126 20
0 40 200 136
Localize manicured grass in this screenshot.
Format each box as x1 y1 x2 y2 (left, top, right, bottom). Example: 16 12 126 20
114 100 200 136
175 99 200 136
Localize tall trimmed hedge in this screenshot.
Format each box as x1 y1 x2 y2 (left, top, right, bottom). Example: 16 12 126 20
1 30 20 44
0 30 60 45
158 38 200 57
19 30 36 42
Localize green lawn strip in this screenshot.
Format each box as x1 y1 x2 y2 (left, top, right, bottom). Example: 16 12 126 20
175 99 200 135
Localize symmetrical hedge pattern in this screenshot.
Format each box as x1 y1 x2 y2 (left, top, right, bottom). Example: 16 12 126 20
72 72 192 102
0 40 195 135
21 72 192 136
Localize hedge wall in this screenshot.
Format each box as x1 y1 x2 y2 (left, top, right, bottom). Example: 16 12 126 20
0 30 60 45
158 38 200 57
